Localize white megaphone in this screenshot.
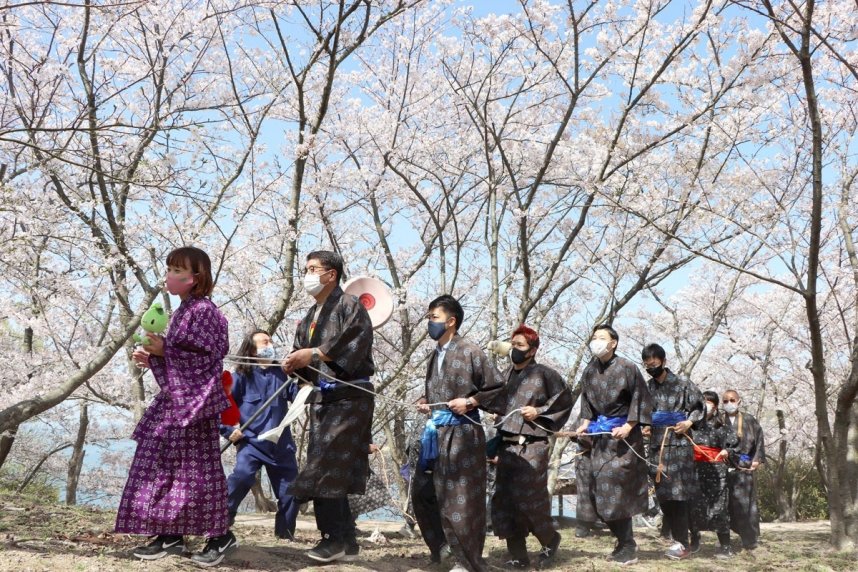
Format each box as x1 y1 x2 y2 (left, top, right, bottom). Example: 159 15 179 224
487 340 512 357
343 276 394 329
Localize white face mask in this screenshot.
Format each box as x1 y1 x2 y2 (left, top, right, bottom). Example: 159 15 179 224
303 273 325 296
724 402 739 415
705 403 715 416
589 338 611 359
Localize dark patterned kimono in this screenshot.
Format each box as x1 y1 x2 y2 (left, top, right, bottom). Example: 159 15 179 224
487 362 572 544
116 297 230 537
646 371 704 501
287 286 375 500
412 334 504 572
724 411 766 547
690 413 733 534
574 436 597 524
579 355 653 521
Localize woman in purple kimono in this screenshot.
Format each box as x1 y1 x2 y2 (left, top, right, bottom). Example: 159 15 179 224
119 246 235 567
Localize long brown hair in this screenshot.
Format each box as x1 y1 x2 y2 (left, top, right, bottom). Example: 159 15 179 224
235 329 270 376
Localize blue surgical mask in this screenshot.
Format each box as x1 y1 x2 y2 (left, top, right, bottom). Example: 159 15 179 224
256 346 276 361
427 320 448 341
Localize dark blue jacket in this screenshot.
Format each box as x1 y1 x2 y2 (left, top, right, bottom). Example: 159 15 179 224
220 366 298 466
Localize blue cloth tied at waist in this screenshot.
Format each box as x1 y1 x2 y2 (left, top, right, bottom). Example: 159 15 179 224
740 454 752 464
586 415 627 434
418 408 480 471
319 376 369 393
651 410 688 427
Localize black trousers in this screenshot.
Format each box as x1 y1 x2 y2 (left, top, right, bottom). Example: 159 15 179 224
606 517 635 549
660 500 690 547
314 497 355 542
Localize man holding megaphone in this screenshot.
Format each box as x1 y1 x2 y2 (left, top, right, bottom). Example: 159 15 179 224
281 250 375 565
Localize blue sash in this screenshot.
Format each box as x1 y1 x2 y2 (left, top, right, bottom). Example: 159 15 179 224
318 376 369 393
418 409 480 471
651 410 687 427
586 415 627 434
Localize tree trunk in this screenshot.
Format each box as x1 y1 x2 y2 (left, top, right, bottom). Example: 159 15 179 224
845 405 858 541
773 409 795 522
546 435 570 495
250 472 277 513
0 427 17 473
786 0 847 549
66 403 89 505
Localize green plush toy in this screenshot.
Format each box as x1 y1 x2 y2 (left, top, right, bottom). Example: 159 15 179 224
133 303 169 345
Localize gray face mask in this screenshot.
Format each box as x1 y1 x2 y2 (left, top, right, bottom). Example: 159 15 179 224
723 402 739 414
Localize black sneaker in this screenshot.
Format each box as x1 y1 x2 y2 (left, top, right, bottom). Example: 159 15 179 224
608 541 623 558
132 535 185 560
575 526 591 538
538 531 561 569
430 543 453 563
341 538 360 562
715 544 734 559
307 535 345 563
191 531 238 567
690 534 701 554
504 559 530 569
610 544 639 566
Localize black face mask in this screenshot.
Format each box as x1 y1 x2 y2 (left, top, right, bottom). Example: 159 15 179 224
510 347 531 365
646 365 665 378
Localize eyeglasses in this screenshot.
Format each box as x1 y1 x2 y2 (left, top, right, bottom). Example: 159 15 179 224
302 266 331 276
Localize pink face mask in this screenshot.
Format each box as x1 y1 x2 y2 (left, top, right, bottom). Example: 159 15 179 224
165 273 195 296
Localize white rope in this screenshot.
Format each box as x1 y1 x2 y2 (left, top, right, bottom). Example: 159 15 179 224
226 356 560 435
224 355 661 472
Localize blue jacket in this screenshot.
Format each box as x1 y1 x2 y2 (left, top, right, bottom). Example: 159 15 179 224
220 366 298 466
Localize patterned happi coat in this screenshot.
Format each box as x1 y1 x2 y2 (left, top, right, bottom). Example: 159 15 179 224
412 334 504 572
646 370 704 501
578 354 653 521
690 413 733 533
287 286 375 500
115 296 230 537
488 362 573 542
573 436 597 523
724 410 766 545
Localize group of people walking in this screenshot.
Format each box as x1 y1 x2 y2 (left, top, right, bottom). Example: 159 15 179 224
116 246 765 571
572 331 766 566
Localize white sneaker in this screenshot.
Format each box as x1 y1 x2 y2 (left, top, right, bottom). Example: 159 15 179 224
449 565 468 572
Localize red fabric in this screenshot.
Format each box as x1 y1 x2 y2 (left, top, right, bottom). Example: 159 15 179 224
220 371 241 426
693 444 723 463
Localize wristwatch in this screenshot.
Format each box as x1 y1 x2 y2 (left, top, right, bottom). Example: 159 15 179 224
465 397 475 410
311 348 320 363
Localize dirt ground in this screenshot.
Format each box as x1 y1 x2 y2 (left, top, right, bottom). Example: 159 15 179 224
1 491 856 571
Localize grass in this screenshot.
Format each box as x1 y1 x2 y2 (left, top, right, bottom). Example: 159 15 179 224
1 489 856 571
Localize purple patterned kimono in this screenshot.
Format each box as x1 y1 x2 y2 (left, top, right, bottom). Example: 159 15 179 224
115 296 230 537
